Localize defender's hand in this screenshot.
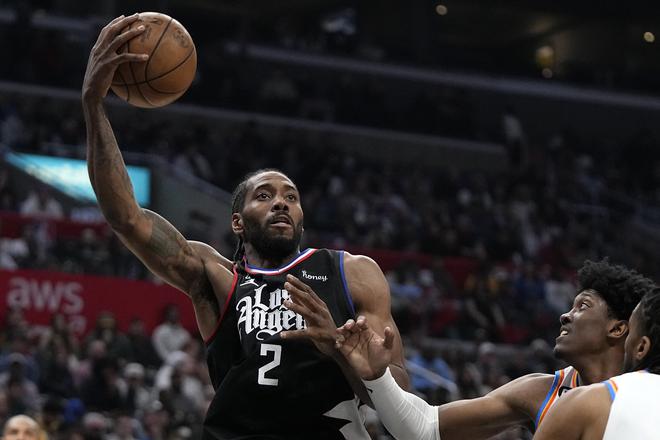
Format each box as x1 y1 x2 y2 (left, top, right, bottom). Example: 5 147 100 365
82 14 148 103
280 274 338 357
336 315 394 380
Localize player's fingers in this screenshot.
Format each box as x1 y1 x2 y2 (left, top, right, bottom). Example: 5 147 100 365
98 13 140 46
110 53 149 65
109 13 142 33
104 14 127 30
355 315 369 329
280 329 310 340
341 319 355 330
283 299 317 323
108 24 147 53
383 326 395 350
284 281 319 312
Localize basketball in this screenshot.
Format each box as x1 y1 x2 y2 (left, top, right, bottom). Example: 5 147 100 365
110 12 196 108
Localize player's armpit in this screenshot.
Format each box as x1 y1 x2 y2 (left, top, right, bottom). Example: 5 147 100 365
343 252 410 390
438 373 553 440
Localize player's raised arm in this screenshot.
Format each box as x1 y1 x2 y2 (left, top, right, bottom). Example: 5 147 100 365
81 14 232 306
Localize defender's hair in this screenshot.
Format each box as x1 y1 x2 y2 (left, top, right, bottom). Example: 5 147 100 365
577 259 656 320
635 289 660 374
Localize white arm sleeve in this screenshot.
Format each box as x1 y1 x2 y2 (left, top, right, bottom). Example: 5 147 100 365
363 368 440 440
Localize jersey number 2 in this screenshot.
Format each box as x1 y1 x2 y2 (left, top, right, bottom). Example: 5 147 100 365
258 343 282 386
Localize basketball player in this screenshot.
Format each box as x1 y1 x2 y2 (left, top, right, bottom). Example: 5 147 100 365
2 415 40 440
81 14 408 439
534 289 660 439
289 259 654 439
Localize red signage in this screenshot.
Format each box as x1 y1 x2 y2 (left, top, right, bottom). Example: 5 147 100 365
0 269 196 336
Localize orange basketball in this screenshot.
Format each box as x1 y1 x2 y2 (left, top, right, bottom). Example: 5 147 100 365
111 12 196 108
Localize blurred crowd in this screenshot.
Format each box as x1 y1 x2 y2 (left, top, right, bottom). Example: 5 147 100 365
0 304 213 440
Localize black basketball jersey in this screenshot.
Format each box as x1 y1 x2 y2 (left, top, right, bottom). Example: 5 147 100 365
202 248 370 440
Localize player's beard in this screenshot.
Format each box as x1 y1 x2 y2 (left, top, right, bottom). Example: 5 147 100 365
242 215 303 261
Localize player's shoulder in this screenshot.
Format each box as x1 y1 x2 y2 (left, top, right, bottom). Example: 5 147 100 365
188 241 234 270
551 381 612 417
339 250 381 273
187 241 235 296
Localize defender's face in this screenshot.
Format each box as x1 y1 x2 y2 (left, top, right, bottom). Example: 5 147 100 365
235 171 304 258
554 290 617 361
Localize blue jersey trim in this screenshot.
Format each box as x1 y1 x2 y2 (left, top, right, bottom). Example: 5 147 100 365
535 371 560 428
603 381 617 401
339 251 356 316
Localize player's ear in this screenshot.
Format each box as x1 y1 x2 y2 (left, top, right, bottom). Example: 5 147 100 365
232 213 243 235
609 319 629 340
636 335 652 363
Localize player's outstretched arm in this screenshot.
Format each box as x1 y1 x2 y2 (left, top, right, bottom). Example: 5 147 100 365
336 316 557 440
334 315 439 440
81 15 234 319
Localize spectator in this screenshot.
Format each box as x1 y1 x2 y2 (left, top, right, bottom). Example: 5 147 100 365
84 312 130 362
125 319 160 369
80 357 126 413
2 415 40 440
152 306 190 362
123 363 151 416
0 354 39 415
107 414 139 440
19 186 63 219
37 341 77 398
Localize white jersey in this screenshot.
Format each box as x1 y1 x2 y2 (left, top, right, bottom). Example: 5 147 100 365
602 371 660 440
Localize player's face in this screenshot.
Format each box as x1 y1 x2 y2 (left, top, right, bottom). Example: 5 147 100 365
623 304 648 372
554 290 617 361
238 172 304 260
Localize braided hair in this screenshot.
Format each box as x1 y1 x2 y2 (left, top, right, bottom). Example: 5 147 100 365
634 289 660 374
230 168 286 270
577 259 656 320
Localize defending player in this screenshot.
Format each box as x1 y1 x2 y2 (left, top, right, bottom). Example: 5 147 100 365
287 259 654 439
82 14 408 439
534 289 660 440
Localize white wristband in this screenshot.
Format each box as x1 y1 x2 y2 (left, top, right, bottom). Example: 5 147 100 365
363 368 440 440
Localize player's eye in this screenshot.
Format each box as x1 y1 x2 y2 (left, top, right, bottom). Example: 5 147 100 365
579 302 589 310
286 194 298 201
256 193 270 200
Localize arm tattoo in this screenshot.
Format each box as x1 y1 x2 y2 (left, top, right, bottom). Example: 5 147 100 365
146 213 188 260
